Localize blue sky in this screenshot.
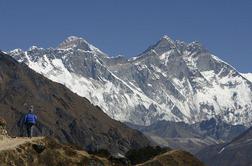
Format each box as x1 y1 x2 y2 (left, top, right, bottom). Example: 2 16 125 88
0 0 251 72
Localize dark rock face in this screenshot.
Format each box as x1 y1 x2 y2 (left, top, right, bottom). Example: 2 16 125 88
197 127 252 166
0 52 152 154
32 143 46 154
193 118 247 142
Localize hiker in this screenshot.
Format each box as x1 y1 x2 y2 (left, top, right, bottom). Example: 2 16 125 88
24 105 37 138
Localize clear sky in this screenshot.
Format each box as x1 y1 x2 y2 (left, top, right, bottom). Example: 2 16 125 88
0 0 251 72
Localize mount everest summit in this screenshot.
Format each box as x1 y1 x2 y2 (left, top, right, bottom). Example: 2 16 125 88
9 35 252 126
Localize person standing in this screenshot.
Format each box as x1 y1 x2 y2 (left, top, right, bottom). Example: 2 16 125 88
24 105 38 138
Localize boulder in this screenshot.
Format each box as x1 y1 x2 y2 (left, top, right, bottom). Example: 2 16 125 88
0 117 8 138
0 117 6 127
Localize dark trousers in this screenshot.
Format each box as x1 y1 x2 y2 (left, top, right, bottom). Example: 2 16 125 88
26 123 34 138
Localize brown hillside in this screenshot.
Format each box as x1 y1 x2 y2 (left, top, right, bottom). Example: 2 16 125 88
0 52 152 154
137 150 205 166
0 136 113 166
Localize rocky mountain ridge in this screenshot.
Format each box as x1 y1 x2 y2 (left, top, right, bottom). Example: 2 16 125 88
9 35 252 126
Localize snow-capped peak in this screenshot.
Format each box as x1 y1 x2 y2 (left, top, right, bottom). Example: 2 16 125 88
57 36 105 55
9 48 23 54
159 35 176 46
150 35 177 53
28 46 43 51
58 36 91 50
161 35 174 42
66 36 83 41
187 41 203 48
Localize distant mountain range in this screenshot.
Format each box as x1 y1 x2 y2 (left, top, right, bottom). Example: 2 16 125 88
9 35 252 127
126 118 247 154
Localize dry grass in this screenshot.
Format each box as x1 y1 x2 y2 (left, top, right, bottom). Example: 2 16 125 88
137 150 205 166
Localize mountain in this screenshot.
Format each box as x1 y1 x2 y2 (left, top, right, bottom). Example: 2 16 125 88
9 35 252 126
126 119 246 153
197 126 252 166
0 51 152 154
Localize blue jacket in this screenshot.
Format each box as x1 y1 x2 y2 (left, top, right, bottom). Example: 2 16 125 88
24 113 38 124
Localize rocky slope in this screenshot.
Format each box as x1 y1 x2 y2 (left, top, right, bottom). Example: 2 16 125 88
1 136 205 166
9 36 252 126
0 137 112 166
0 121 117 166
197 126 252 166
0 52 152 154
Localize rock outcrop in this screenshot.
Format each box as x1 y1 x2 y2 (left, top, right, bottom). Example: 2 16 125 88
0 117 8 139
